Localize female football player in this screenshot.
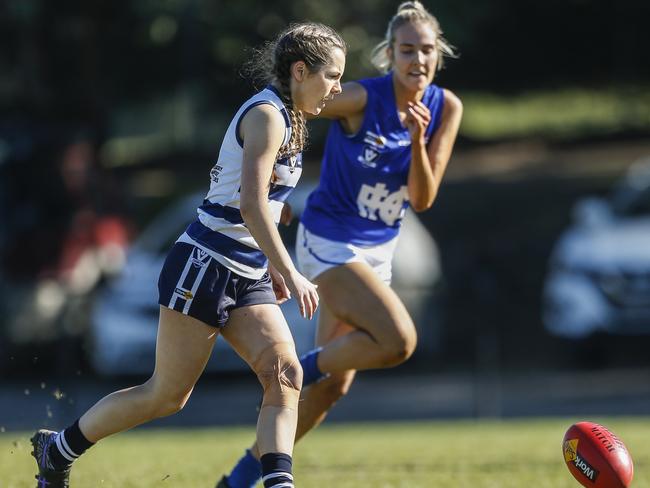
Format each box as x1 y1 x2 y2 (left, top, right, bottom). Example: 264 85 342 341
31 22 346 488
220 3 462 487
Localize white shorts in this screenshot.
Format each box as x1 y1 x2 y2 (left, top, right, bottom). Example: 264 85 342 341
296 222 398 284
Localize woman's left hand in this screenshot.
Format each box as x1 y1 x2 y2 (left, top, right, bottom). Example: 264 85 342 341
268 264 291 304
405 101 431 144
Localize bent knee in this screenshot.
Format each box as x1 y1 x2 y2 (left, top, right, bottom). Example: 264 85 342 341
257 359 303 393
140 379 193 418
253 342 303 406
382 328 417 367
155 394 190 417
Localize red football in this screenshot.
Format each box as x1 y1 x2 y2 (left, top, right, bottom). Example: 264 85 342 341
563 421 634 488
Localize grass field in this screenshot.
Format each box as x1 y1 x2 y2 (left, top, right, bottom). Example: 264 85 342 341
2 418 649 487
461 87 650 141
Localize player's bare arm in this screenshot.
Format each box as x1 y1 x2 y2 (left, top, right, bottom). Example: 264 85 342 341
313 81 368 134
239 104 319 319
407 88 463 211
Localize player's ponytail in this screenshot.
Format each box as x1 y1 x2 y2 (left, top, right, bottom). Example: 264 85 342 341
371 1 456 73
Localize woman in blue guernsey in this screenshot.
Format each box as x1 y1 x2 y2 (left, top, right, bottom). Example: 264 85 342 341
220 3 462 487
31 23 346 488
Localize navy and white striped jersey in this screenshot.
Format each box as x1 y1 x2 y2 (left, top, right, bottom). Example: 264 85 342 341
177 86 302 279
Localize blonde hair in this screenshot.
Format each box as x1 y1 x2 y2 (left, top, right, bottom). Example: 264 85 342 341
244 23 347 158
371 1 456 74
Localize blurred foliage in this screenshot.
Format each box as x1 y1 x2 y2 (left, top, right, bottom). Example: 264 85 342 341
0 0 649 161
1 0 649 371
462 86 650 140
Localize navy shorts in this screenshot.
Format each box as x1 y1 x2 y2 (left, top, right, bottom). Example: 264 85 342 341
158 242 277 328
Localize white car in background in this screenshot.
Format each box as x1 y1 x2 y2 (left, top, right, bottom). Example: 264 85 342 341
88 186 442 375
543 159 650 338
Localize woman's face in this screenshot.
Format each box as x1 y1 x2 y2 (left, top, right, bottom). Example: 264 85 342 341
293 47 345 115
389 21 439 92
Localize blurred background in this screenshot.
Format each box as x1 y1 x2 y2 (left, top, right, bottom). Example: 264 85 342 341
1 0 650 429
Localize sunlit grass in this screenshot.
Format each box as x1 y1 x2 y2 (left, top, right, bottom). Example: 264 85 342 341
2 419 649 487
461 86 650 141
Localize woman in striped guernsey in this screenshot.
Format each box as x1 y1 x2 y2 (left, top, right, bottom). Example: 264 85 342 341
179 86 304 280
30 23 346 488
221 3 463 488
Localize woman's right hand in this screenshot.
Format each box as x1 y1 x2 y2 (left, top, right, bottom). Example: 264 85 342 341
284 270 319 319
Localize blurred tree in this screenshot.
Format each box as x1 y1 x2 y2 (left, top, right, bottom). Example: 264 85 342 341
0 0 648 151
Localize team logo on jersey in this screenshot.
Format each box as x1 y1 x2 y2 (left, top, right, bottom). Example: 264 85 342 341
288 154 299 173
364 131 387 148
358 131 387 168
190 248 210 268
361 146 380 167
276 153 301 174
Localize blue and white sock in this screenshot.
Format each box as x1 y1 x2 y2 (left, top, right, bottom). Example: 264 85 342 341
225 449 262 488
49 420 94 470
261 452 294 488
299 347 327 387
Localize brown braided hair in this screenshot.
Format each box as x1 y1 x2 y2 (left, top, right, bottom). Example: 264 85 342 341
243 23 347 158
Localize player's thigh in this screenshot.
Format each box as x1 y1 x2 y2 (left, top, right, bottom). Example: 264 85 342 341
315 262 415 344
152 305 219 394
220 303 297 369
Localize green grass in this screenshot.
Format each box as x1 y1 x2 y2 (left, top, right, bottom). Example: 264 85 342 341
3 419 649 487
461 87 650 141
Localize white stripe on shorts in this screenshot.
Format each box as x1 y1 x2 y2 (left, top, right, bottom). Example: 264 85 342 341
183 254 211 314
168 248 211 312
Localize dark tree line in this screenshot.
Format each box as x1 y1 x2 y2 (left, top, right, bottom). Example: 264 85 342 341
1 0 649 122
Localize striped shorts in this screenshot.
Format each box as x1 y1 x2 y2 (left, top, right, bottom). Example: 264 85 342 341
158 242 277 328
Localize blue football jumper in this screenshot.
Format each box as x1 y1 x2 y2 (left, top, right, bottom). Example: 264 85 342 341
301 73 444 246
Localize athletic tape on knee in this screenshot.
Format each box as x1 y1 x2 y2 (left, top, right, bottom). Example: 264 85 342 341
253 342 302 408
